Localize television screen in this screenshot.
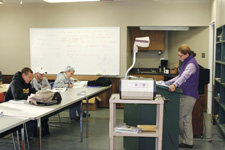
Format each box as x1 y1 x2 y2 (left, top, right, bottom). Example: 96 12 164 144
0 71 2 82
198 65 210 94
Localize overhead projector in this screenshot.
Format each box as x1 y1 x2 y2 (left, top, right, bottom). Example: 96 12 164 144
120 36 156 100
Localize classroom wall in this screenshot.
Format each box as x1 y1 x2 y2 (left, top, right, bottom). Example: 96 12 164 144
131 27 210 70
216 0 225 27
168 27 209 68
210 0 216 23
0 1 210 76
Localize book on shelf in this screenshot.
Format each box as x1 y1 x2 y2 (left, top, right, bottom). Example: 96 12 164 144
137 125 156 132
216 78 221 82
114 123 142 134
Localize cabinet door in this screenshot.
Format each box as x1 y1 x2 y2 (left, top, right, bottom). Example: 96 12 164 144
129 27 165 51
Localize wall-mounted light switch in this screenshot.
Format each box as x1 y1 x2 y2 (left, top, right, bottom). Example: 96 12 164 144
201 53 205 58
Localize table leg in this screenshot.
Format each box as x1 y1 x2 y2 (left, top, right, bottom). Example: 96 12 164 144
24 123 29 150
21 125 25 150
37 118 42 150
12 133 16 150
16 131 20 150
86 97 88 138
80 102 83 142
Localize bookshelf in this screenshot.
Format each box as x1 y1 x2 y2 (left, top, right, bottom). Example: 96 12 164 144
109 94 164 150
213 24 225 137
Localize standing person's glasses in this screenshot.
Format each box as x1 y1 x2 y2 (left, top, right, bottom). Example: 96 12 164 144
178 54 185 58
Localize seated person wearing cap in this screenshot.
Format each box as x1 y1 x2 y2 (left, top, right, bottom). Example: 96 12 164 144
30 67 51 136
31 67 51 91
53 66 90 121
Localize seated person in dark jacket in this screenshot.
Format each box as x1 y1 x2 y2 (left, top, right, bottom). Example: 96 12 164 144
4 67 49 137
4 67 36 101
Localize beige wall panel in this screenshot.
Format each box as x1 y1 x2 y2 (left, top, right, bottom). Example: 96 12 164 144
216 0 225 27
0 1 210 75
168 27 209 68
210 0 216 22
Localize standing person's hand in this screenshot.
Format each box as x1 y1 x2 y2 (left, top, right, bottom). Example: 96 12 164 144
169 84 176 92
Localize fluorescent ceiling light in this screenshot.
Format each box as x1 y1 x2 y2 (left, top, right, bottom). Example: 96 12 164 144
0 0 4 4
43 0 100 3
140 26 189 31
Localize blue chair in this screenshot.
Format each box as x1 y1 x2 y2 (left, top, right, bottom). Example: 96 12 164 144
50 82 54 89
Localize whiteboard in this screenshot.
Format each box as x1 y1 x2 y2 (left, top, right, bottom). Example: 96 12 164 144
30 27 120 75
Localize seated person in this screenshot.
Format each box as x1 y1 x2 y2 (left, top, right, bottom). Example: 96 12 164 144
30 67 50 137
4 67 37 138
31 67 51 90
53 66 90 121
4 67 36 101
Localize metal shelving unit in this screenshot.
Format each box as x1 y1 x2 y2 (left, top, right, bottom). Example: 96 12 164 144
109 94 164 150
213 24 225 137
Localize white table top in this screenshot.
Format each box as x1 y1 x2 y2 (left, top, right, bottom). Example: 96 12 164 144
0 115 29 134
0 85 111 149
0 86 111 119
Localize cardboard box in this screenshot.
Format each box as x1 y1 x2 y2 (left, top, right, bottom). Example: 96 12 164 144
82 96 101 111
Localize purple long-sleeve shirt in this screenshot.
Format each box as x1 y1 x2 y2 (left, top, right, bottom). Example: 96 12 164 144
165 63 196 87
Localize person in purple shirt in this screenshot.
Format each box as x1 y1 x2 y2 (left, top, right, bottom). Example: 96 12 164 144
165 44 199 149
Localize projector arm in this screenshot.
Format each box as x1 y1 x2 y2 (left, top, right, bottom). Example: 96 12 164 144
124 36 150 79
124 44 138 79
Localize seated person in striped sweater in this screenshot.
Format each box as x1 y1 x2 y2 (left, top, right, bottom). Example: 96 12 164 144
30 67 51 137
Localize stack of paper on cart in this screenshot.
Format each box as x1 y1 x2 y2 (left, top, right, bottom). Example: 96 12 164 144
114 123 142 134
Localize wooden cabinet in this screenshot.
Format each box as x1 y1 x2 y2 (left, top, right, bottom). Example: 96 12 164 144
192 95 204 137
129 27 165 51
213 24 225 137
192 85 208 137
130 74 164 81
95 78 122 108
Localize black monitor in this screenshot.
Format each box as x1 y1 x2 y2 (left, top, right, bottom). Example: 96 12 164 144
0 71 2 82
198 65 210 94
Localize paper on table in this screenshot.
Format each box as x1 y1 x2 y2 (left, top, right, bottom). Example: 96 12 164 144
51 88 67 92
8 100 28 104
70 77 78 81
156 81 169 87
73 81 88 89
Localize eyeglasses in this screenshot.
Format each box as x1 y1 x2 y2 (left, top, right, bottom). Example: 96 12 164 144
178 54 185 58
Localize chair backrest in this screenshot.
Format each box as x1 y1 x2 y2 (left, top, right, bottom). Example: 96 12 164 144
0 93 4 102
50 82 54 89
